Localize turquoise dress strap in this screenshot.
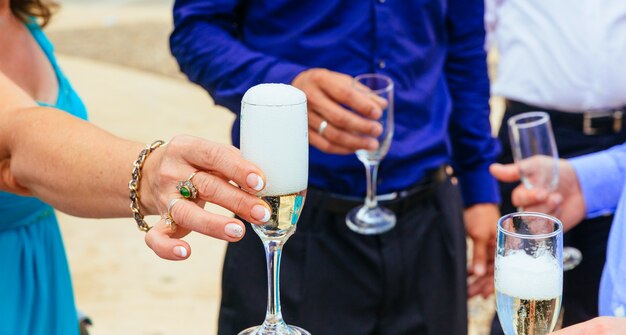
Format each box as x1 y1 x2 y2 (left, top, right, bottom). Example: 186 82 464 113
25 20 88 119
0 21 88 335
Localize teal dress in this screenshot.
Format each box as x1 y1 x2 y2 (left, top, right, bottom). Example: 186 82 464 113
0 21 88 335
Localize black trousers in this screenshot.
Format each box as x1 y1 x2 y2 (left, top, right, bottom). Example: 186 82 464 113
490 101 626 334
218 177 468 335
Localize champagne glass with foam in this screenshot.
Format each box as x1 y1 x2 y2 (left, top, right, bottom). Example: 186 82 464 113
346 73 395 235
239 84 310 335
508 112 582 271
495 212 563 335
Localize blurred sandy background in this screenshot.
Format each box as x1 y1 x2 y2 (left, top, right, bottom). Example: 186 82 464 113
48 1 500 333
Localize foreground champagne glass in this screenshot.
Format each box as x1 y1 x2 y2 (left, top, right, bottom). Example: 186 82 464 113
239 84 310 335
346 73 395 235
508 112 582 271
495 212 563 335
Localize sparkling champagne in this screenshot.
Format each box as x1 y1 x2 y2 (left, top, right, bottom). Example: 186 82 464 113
496 251 562 335
253 190 307 240
496 291 561 335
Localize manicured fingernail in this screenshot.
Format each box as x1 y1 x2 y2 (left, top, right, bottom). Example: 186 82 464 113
225 223 244 238
173 246 187 258
247 173 264 191
251 204 271 223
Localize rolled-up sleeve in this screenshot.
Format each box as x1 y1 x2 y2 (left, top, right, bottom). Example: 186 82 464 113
445 0 501 206
170 0 307 112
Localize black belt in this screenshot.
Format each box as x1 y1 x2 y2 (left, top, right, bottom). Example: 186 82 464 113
307 166 448 214
506 100 626 136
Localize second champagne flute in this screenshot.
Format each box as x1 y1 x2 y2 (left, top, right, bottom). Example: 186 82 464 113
508 111 559 192
508 112 582 271
239 84 310 335
345 73 395 235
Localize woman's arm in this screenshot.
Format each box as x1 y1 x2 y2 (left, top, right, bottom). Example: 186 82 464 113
0 71 271 259
1 101 145 217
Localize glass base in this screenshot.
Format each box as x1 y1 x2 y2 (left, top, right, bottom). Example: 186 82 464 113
346 205 396 235
238 325 311 335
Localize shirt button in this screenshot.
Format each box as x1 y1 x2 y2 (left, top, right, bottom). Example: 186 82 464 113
379 0 385 3
378 60 386 69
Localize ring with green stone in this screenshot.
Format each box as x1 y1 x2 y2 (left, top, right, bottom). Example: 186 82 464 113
176 172 198 200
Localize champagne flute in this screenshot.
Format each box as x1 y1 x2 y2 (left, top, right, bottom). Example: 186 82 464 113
508 112 559 192
508 112 582 271
346 73 395 235
495 212 563 335
239 84 310 335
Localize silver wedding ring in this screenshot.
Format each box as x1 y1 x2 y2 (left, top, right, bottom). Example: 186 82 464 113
318 120 328 136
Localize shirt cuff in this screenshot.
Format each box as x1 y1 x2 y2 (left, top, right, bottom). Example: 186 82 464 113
571 151 626 218
457 164 501 207
263 61 309 86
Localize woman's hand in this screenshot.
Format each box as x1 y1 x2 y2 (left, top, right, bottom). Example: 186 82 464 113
0 74 270 261
141 135 271 260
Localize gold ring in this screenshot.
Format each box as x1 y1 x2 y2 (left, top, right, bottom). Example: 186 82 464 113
165 198 182 232
177 171 199 199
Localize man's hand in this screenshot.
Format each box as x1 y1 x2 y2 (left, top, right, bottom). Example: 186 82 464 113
292 68 384 154
465 203 499 298
490 156 586 231
550 317 626 334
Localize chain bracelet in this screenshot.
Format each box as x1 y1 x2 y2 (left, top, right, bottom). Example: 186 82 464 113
129 140 165 232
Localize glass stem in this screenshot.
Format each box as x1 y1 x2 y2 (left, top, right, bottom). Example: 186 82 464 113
364 161 380 209
262 239 286 326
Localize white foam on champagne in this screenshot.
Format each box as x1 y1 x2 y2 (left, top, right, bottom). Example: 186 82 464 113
240 84 308 196
495 251 562 300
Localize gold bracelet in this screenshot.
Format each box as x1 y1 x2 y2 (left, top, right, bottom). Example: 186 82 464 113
129 140 165 232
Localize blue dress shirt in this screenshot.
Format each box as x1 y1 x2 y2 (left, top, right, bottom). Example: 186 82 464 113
571 144 626 317
171 0 500 205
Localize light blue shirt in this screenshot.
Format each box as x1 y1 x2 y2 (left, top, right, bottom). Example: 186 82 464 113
571 143 626 317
